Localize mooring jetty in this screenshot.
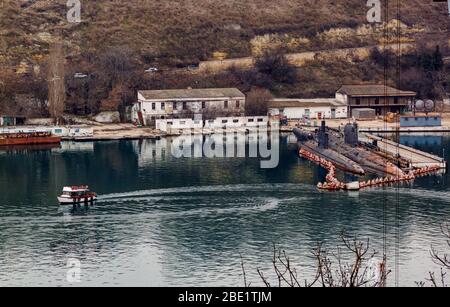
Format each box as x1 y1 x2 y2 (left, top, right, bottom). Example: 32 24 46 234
294 121 447 191
361 134 447 169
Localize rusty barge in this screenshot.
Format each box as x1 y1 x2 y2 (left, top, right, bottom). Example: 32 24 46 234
0 132 61 146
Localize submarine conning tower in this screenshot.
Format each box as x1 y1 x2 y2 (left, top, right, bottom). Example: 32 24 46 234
344 122 359 147
318 121 329 149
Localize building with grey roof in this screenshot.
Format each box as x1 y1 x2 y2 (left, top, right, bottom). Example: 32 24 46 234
336 84 416 117
133 88 245 126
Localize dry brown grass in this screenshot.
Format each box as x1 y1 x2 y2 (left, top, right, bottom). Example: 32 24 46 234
1 0 449 115
1 0 448 67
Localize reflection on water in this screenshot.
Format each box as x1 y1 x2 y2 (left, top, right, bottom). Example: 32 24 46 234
0 134 449 286
133 132 280 169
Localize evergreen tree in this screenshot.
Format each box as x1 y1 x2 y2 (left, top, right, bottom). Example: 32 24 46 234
432 45 444 71
420 53 434 72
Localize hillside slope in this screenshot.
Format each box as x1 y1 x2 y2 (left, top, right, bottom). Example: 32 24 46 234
0 1 449 117
1 0 449 67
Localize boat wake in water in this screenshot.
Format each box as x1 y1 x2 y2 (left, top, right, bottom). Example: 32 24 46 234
98 183 314 201
72 184 309 218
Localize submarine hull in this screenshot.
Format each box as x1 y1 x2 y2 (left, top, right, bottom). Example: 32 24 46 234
298 141 365 175
327 132 405 177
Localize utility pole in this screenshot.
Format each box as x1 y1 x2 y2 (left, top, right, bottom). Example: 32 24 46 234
48 36 65 123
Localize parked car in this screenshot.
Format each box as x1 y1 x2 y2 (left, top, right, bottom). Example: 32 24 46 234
145 67 159 73
74 73 88 79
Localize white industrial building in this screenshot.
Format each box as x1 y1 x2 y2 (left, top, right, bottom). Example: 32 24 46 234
155 116 270 133
268 98 348 120
132 88 246 126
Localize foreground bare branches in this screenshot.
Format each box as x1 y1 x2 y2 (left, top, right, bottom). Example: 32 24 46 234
418 224 450 287
242 232 389 287
431 224 450 270
242 225 450 287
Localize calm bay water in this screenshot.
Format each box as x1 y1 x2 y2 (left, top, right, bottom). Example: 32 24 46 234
0 134 449 287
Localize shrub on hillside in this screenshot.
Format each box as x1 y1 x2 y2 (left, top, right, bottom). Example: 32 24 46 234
245 87 273 116
254 48 298 85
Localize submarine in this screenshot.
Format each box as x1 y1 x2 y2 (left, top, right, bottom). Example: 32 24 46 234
293 122 365 176
294 121 405 177
327 123 405 177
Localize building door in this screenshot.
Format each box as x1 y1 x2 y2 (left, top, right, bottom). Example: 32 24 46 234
331 108 336 119
305 109 310 119
137 111 144 126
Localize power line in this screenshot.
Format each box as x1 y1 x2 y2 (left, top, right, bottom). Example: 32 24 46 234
395 0 401 288
382 0 389 287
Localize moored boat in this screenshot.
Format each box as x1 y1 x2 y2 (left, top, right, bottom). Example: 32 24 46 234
58 186 97 205
0 132 61 146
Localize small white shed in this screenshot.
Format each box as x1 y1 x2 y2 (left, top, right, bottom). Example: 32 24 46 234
268 98 348 120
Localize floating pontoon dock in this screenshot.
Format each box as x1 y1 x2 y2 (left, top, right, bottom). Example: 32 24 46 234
362 134 447 170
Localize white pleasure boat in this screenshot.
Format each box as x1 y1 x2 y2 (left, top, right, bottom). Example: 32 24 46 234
58 186 97 205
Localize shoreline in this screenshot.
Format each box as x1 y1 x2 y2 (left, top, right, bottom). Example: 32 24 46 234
280 126 450 134
281 117 450 134
3 120 450 144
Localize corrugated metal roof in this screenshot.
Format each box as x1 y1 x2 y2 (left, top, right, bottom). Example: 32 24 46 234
337 84 416 97
352 108 376 111
268 98 345 108
139 88 245 100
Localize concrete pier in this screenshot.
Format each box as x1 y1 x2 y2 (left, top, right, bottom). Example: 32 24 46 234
362 134 447 169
